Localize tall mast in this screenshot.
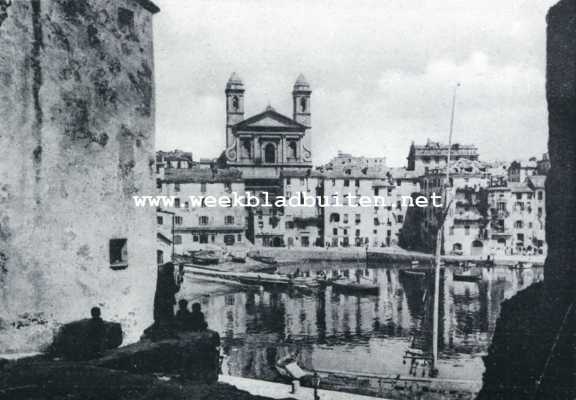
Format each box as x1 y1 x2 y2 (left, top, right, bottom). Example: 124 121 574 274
431 82 460 375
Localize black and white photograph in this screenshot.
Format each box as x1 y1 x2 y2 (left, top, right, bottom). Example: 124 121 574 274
1 0 575 399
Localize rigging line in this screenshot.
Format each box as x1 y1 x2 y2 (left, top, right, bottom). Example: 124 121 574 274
532 299 576 400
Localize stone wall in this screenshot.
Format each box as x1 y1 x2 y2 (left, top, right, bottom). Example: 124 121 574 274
0 0 159 352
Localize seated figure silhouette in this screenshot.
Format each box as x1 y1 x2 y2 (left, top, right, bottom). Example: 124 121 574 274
189 302 208 332
175 300 208 331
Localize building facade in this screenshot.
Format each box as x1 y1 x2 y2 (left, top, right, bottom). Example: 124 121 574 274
158 167 247 253
0 0 160 352
407 140 479 172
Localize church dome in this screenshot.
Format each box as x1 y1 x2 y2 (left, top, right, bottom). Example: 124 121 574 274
293 73 311 91
226 72 244 90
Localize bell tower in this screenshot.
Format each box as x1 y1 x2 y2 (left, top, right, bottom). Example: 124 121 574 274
293 74 312 162
225 72 245 148
293 73 311 128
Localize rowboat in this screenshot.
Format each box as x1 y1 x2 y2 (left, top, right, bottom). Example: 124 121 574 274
185 265 319 289
453 272 482 282
192 253 219 265
401 269 426 278
332 279 379 294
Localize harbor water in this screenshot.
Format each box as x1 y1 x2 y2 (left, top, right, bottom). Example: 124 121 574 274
178 261 543 397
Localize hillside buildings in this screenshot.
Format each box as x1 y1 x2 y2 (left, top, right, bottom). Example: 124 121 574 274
0 0 160 352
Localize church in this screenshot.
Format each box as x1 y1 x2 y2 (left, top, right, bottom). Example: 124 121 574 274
220 73 322 247
222 73 313 179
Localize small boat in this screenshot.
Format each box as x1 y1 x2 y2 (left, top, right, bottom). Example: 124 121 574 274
401 269 426 278
191 251 219 265
230 255 246 263
249 254 278 265
332 279 379 294
453 272 482 282
276 353 310 381
511 261 533 270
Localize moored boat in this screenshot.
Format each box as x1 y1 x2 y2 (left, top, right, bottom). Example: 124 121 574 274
453 272 482 282
192 252 219 265
332 279 379 294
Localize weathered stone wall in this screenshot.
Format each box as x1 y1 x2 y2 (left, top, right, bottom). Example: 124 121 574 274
544 0 576 300
0 0 158 352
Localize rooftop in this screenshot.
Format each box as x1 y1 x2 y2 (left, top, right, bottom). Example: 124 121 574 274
162 167 243 184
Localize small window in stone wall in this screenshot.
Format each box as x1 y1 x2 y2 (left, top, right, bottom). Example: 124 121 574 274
109 239 128 270
118 7 136 38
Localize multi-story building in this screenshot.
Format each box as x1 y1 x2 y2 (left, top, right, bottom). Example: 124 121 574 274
485 175 547 256
0 0 160 351
282 170 324 248
408 159 490 256
407 140 479 172
159 166 247 253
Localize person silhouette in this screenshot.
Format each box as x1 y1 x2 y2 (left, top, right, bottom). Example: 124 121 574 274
189 302 208 331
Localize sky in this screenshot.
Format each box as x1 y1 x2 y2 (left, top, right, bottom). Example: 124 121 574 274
153 0 557 167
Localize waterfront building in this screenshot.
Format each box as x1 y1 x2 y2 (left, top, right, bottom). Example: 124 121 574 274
0 0 160 352
485 175 547 256
408 159 490 256
158 166 247 252
281 170 324 248
407 140 479 172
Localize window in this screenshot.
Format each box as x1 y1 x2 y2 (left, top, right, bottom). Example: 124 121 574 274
174 235 182 245
118 8 135 35
200 183 207 193
516 193 522 200
329 213 340 223
175 216 183 225
343 214 349 224
355 229 361 237
374 218 380 226
374 188 379 196
225 216 235 225
232 96 239 111
344 179 350 187
538 207 543 217
200 234 208 244
355 214 361 224
109 239 128 268
465 225 470 236
199 216 209 225
515 220 523 229
174 183 180 192
397 215 404 224
157 216 163 225
224 235 235 245
332 228 338 235
286 221 294 229
286 178 291 185
193 235 199 242
224 182 232 193
355 179 360 187
237 234 242 242
517 233 524 242
538 191 543 201
157 250 164 265
174 198 180 208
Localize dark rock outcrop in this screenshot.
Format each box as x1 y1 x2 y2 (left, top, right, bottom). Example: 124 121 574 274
477 1 576 398
46 318 123 361
93 330 221 383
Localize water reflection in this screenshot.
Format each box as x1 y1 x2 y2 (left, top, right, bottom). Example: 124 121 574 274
180 263 543 384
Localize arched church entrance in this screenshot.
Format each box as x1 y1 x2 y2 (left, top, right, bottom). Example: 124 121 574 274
264 144 276 163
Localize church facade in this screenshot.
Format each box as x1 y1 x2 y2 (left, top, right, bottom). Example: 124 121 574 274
223 73 313 179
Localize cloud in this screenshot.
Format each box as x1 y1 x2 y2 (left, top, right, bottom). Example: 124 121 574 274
153 0 556 166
